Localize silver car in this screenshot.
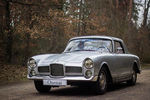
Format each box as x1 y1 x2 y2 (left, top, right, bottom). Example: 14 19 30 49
27 36 141 94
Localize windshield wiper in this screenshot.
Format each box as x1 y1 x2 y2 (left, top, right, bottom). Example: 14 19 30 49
72 50 95 52
83 50 96 51
64 50 80 53
64 49 96 53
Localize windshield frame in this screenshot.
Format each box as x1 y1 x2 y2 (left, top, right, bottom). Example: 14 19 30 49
64 38 113 53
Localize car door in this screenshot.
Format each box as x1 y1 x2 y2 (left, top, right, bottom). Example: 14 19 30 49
114 41 130 80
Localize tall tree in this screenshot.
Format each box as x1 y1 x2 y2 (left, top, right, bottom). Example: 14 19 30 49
128 0 133 21
142 0 150 27
64 0 89 35
5 0 13 63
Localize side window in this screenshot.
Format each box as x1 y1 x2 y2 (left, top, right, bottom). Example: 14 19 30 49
114 41 124 54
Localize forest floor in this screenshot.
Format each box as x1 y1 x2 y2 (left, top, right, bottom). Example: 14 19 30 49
0 64 27 85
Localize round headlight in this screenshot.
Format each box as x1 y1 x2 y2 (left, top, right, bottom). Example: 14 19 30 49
31 70 36 76
85 70 92 78
84 58 93 69
28 58 37 68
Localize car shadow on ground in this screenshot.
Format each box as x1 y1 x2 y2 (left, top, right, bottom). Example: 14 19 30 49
33 82 141 97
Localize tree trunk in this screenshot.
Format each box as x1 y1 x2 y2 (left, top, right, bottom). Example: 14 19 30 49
5 0 13 63
116 0 119 9
142 0 150 27
23 6 32 65
128 0 133 21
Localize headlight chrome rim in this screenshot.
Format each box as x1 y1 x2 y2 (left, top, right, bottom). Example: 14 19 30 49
27 58 37 68
84 58 94 69
85 70 92 78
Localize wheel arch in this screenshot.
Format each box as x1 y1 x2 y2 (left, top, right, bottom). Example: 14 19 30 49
98 62 113 83
133 61 140 74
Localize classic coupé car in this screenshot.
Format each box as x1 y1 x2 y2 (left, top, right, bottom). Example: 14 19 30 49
27 36 141 94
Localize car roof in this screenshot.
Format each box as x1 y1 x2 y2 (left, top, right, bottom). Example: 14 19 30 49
70 35 123 42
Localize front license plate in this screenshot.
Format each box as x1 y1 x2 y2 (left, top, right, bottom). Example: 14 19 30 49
43 79 67 86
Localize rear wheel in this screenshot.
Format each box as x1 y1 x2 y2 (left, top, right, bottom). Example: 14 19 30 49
94 67 108 94
127 68 137 85
34 80 51 93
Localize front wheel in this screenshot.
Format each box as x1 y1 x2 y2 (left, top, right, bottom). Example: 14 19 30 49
127 68 137 85
94 68 108 94
34 80 51 93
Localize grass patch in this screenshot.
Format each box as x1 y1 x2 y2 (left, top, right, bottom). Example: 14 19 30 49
0 64 28 83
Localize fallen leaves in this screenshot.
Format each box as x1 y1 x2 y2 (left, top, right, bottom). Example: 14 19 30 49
0 64 27 82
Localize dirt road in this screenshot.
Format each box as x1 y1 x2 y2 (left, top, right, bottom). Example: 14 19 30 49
0 69 150 100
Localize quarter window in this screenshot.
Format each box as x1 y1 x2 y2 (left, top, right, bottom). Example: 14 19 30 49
114 41 124 54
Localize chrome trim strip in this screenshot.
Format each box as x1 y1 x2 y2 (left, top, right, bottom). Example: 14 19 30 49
27 75 98 81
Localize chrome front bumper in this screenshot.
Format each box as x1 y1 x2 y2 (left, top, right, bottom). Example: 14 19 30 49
27 75 98 82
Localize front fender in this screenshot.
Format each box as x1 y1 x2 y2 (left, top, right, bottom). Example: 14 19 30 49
133 60 141 73
94 61 111 76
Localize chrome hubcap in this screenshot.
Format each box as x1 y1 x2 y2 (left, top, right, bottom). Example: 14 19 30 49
99 72 106 89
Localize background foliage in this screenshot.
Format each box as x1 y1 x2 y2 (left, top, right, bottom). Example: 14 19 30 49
0 0 150 65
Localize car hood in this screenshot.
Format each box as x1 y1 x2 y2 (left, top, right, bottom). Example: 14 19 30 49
35 51 104 66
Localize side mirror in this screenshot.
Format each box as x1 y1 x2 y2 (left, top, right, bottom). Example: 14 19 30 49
116 47 123 53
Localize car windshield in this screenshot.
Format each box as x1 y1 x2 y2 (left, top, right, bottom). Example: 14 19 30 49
64 38 112 53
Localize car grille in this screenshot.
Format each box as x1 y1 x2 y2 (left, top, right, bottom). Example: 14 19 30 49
50 64 64 76
65 66 82 76
37 65 83 76
38 66 49 73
